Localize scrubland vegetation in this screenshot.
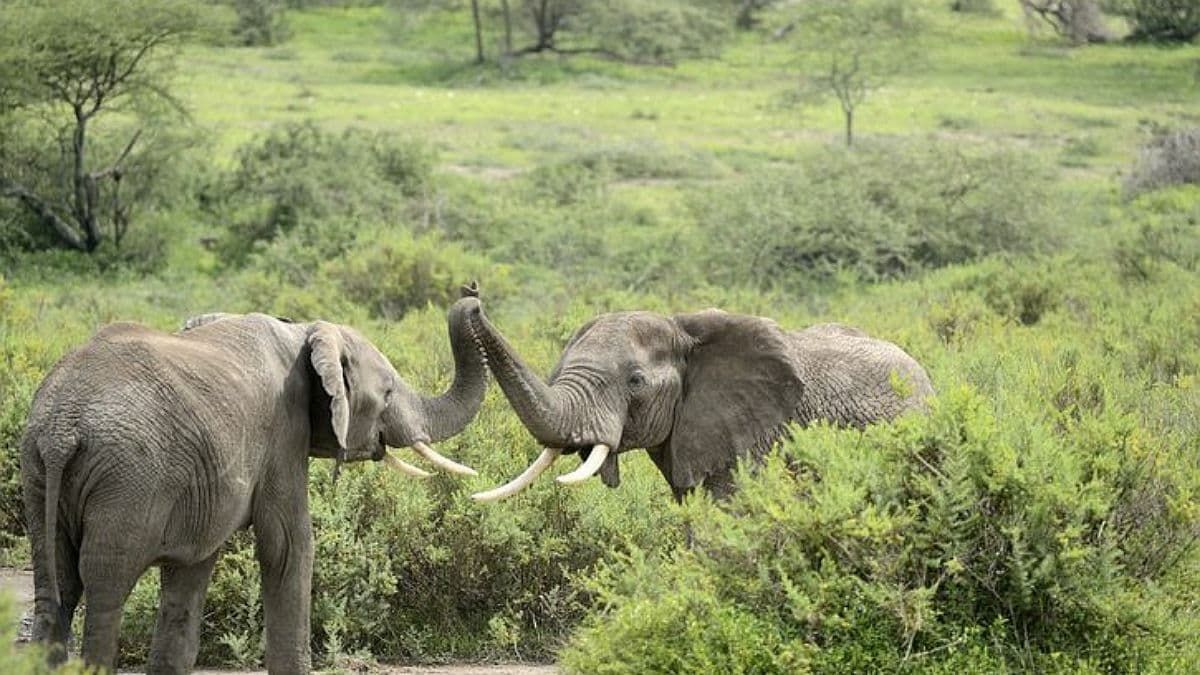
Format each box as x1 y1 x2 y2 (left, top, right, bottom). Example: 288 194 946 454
1 0 1199 672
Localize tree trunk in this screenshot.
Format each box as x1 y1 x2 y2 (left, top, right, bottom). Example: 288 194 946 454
70 108 101 252
844 107 854 147
500 0 513 57
470 0 485 64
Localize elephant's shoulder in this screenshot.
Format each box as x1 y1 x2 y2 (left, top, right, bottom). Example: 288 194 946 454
93 321 157 340
796 323 870 339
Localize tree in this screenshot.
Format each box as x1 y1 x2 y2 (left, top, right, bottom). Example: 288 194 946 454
470 0 486 64
1019 0 1112 43
783 0 922 147
0 0 203 253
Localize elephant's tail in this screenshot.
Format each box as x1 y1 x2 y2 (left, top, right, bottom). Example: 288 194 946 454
42 454 64 608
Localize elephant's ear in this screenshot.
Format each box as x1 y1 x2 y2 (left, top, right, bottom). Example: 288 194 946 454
659 309 804 492
307 322 350 449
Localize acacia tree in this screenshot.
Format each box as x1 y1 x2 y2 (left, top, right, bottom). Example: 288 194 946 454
0 0 202 253
784 0 921 147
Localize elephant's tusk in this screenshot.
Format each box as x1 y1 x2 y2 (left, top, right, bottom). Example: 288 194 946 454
412 440 478 476
470 447 562 502
382 451 432 479
556 444 611 485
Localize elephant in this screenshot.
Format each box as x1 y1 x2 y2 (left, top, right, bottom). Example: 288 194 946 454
20 294 488 673
466 306 933 502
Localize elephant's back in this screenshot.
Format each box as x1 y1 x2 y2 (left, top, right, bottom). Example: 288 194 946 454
790 327 933 427
28 323 255 446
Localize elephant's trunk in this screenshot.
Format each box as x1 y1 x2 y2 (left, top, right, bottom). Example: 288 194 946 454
465 304 579 447
419 296 490 443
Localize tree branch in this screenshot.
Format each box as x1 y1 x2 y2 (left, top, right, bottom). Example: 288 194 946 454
90 128 142 181
0 176 87 250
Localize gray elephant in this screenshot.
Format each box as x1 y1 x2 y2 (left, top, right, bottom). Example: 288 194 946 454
467 307 933 502
21 296 488 673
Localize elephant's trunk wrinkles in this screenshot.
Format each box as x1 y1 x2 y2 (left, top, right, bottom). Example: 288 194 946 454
467 306 579 447
420 297 490 443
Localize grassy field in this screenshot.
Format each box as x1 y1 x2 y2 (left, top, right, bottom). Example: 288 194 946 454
2 1 1199 672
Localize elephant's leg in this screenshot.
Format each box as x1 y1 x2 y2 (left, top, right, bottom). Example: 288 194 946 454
78 532 147 670
702 468 738 501
145 553 220 675
31 532 81 657
255 503 314 674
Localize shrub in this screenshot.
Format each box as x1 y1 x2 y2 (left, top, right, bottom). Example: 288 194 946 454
207 122 435 265
1123 127 1200 199
323 228 514 320
690 140 1057 290
579 0 732 65
950 0 998 14
232 0 291 46
1115 188 1200 281
562 385 1200 672
1112 0 1200 41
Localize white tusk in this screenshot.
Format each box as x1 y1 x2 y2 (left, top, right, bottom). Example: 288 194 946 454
470 447 562 502
412 441 478 476
555 444 611 485
382 451 432 479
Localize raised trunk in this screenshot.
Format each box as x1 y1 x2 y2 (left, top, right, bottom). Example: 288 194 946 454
465 305 576 446
420 297 490 442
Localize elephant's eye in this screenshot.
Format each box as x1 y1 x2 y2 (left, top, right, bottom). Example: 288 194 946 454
628 372 646 389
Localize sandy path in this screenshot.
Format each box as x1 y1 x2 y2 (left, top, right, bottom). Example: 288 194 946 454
2 568 556 674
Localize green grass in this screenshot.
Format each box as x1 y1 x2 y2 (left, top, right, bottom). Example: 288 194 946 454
178 4 1198 175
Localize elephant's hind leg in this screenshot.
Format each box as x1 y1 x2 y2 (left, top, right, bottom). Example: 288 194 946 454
146 553 220 675
31 537 82 663
78 525 151 670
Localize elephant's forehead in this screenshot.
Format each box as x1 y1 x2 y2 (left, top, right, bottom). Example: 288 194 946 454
578 312 678 353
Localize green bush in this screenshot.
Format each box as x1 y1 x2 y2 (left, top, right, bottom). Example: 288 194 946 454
232 0 291 46
579 0 732 65
207 122 435 265
323 228 514 320
1111 0 1200 41
690 140 1057 290
562 383 1200 673
1115 189 1200 281
950 0 998 14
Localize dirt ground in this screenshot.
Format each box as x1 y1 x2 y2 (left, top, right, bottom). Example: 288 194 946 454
1 568 556 674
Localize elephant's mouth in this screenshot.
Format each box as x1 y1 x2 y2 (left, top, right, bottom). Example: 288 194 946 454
370 434 388 461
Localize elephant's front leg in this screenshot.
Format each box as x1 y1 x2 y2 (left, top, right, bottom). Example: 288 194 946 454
254 499 314 674
146 553 220 674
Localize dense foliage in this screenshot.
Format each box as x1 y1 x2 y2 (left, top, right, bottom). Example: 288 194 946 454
1112 0 1200 42
0 1 1198 672
562 257 1200 671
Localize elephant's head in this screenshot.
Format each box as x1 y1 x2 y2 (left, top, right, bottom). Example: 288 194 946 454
467 306 807 500
186 295 488 478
